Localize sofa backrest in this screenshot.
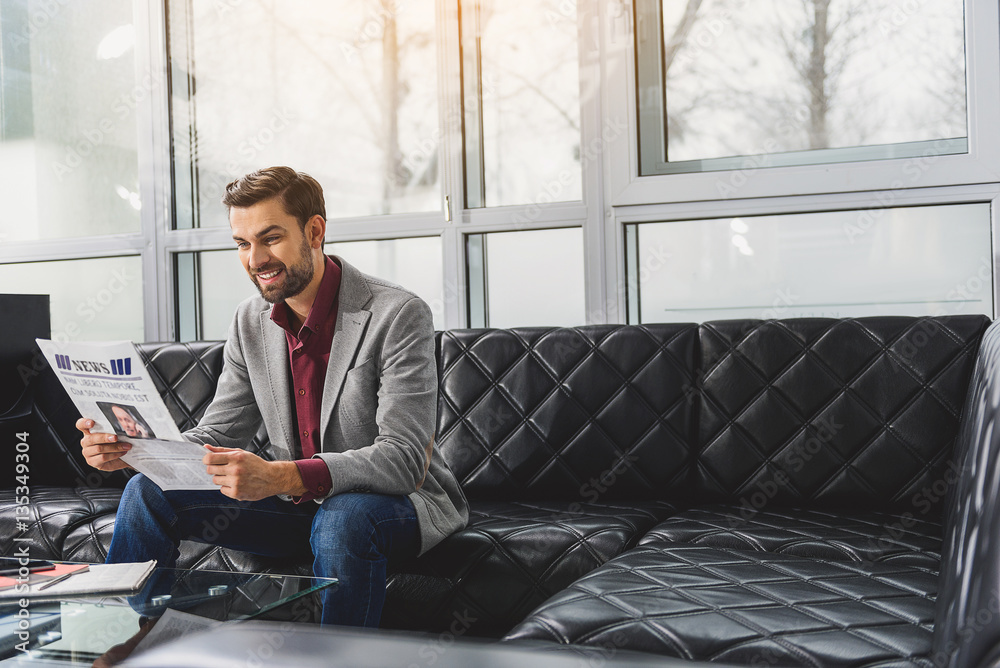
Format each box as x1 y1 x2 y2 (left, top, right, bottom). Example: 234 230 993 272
8 316 988 517
695 316 989 513
433 325 700 502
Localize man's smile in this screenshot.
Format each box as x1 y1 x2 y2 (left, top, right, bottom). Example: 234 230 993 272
255 268 284 283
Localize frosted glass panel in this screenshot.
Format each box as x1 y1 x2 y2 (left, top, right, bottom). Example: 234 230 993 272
630 204 993 322
0 1 140 241
0 256 143 341
484 227 585 328
326 237 444 330
196 248 256 341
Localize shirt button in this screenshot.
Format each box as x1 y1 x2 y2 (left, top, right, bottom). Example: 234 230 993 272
303 430 309 437
298 389 305 396
317 485 325 492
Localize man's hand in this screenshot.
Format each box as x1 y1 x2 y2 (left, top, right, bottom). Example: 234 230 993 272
76 418 134 472
203 444 307 501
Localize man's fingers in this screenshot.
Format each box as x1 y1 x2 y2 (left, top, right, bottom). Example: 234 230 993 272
203 452 233 466
81 432 119 448
84 442 132 455
93 451 128 465
75 418 94 434
96 459 131 472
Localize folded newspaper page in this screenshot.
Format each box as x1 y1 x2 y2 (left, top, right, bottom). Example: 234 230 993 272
36 339 217 491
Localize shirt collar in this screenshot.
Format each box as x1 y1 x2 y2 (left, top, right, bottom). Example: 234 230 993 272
269 255 342 338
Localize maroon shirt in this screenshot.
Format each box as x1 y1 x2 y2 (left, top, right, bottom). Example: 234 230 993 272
269 255 341 502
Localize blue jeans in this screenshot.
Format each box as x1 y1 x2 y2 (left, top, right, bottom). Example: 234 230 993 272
107 474 419 627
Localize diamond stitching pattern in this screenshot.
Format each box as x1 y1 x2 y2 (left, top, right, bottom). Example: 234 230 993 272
507 545 937 666
639 506 942 568
696 317 985 510
2 315 990 662
387 499 678 636
436 325 699 501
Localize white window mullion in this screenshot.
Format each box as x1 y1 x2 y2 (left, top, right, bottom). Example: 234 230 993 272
134 0 173 342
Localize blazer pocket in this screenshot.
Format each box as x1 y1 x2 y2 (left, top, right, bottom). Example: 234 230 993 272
340 358 378 426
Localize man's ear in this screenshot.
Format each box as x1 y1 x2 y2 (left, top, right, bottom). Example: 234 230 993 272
306 214 326 249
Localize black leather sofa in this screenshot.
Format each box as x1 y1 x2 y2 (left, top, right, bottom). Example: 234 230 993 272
4 315 1000 667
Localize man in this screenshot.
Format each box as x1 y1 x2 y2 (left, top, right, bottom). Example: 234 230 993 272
76 166 469 627
110 405 152 439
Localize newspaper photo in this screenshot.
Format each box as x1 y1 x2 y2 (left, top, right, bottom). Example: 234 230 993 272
36 339 217 491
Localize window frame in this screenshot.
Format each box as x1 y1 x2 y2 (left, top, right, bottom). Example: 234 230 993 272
7 0 992 341
598 0 1000 326
603 0 1000 207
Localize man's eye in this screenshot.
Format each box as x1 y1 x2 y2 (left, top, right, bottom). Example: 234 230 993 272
236 242 248 250
265 236 279 244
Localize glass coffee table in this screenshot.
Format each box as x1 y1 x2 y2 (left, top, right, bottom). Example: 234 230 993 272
0 561 337 666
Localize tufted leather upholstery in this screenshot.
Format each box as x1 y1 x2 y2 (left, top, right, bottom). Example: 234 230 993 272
639 506 942 569
383 499 678 636
506 544 938 666
435 325 699 502
3 315 995 667
694 318 984 512
933 319 1000 668
0 487 121 560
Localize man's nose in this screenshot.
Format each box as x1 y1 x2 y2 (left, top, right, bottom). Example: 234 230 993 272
249 244 270 269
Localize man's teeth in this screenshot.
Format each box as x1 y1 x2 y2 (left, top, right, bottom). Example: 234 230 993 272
258 270 280 279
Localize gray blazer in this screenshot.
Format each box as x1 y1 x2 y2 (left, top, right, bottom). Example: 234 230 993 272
185 255 469 555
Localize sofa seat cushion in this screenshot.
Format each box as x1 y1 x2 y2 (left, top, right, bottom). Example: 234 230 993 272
506 545 937 667
0 486 123 560
382 499 678 637
639 506 942 569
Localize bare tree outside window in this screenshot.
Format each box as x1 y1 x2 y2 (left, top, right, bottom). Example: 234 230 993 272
658 0 967 163
475 0 582 207
169 0 439 227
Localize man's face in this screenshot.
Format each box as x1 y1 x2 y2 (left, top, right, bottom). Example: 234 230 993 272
230 198 316 304
112 405 140 437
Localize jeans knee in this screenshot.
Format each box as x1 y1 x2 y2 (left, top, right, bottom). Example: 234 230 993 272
310 493 412 554
121 473 160 503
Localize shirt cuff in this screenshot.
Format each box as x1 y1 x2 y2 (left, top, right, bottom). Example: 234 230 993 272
292 458 333 504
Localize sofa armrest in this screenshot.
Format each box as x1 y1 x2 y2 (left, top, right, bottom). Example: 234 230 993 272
934 318 1000 668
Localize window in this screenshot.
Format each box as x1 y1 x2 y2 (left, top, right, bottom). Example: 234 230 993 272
0 257 144 341
466 228 585 328
0 1 140 241
625 203 993 323
177 236 445 340
0 0 147 342
461 0 582 207
326 237 445 329
634 0 968 175
168 0 440 228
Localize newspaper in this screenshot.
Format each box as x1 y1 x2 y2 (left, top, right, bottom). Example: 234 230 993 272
36 339 217 491
132 608 220 656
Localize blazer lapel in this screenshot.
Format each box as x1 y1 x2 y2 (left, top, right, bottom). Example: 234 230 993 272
320 257 373 438
259 308 295 456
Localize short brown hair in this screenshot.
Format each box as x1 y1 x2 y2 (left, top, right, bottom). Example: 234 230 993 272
222 166 326 228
